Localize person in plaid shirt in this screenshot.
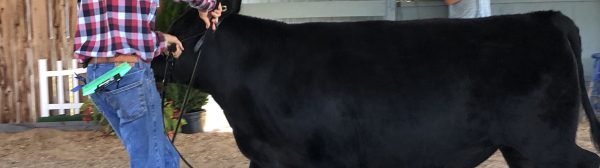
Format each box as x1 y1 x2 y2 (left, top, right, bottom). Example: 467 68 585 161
74 0 222 167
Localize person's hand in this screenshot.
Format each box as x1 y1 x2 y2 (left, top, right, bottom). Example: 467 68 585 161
163 33 184 58
199 3 223 31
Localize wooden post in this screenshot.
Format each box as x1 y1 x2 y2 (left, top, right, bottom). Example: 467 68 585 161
0 0 17 123
8 0 31 123
48 0 54 40
31 0 50 122
27 48 37 122
0 0 6 123
11 0 20 123
25 0 37 122
26 0 32 41
64 0 70 39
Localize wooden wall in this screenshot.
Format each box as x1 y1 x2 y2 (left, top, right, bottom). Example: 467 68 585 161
0 0 77 123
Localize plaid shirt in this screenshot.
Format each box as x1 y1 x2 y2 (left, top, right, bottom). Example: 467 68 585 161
73 0 216 63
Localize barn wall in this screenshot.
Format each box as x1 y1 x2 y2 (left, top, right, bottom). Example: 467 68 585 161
0 0 77 123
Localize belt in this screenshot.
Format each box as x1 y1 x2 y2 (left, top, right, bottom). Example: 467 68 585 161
88 55 140 65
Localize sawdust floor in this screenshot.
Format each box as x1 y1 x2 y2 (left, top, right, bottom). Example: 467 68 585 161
1 121 597 168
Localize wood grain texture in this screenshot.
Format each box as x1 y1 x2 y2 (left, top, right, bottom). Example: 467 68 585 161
0 0 77 123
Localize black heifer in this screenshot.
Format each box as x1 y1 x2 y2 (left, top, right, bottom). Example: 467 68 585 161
153 8 600 168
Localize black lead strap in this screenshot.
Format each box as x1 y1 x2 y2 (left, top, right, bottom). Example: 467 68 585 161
172 32 207 143
163 16 220 167
161 30 210 168
161 46 195 168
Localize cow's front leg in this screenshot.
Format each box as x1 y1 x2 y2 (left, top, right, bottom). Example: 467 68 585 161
250 161 260 168
249 161 261 168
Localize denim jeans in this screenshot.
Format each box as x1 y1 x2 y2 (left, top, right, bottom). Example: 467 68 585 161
87 62 180 168
592 53 600 116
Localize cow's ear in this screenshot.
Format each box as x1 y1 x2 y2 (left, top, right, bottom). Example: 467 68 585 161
219 0 241 15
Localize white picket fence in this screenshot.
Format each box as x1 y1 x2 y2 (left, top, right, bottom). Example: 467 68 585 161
38 59 86 117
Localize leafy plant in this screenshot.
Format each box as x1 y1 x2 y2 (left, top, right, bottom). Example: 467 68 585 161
165 83 209 112
163 101 187 135
38 114 83 122
156 0 191 32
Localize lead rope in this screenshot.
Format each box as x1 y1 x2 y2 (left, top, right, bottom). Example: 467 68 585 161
171 33 207 143
165 16 220 168
162 43 196 168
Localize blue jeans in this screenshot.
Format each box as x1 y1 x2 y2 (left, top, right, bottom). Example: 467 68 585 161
592 53 600 116
87 62 180 168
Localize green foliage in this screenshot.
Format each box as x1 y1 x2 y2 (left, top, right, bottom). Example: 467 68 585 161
156 0 191 32
163 101 187 133
165 83 209 112
38 114 83 122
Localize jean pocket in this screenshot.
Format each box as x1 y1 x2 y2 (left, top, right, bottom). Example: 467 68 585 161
105 70 147 123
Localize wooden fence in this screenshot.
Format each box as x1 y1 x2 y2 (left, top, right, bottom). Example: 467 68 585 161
0 0 77 123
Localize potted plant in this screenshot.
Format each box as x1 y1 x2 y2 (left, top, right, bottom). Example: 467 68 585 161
163 100 188 139
164 83 209 134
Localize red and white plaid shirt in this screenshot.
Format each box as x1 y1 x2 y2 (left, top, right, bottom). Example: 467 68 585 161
73 0 216 63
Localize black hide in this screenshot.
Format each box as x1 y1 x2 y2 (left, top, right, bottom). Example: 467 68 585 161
152 10 600 168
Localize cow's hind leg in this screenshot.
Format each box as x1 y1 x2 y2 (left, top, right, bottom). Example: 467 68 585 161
499 144 599 168
499 146 534 168
249 162 261 168
572 146 600 168
445 146 497 168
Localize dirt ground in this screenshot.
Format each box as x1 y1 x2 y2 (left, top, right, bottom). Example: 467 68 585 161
1 121 598 168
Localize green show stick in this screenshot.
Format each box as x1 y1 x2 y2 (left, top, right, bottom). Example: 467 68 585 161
82 63 132 96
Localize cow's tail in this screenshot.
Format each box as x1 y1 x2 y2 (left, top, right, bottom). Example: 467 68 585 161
552 11 600 150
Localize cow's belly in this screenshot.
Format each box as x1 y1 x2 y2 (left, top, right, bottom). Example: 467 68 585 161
235 115 496 168
232 92 500 168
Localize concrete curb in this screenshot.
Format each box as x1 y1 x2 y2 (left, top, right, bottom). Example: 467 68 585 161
0 121 100 133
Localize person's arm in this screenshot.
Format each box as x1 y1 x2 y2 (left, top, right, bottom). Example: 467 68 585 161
176 0 222 30
176 0 216 11
444 0 461 5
